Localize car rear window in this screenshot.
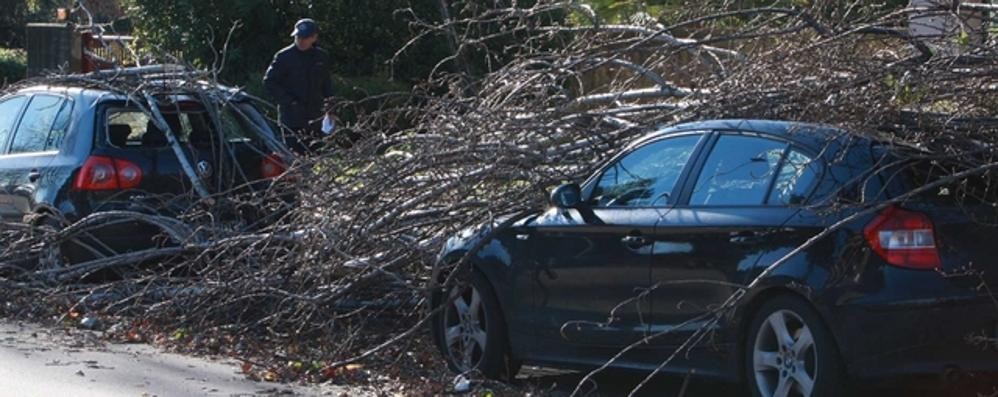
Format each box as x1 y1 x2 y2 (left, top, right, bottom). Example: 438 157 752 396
104 102 258 149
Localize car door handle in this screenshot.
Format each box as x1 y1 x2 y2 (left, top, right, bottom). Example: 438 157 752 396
621 235 649 249
27 170 41 183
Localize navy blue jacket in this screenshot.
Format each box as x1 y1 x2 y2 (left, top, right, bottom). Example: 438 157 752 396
263 44 334 130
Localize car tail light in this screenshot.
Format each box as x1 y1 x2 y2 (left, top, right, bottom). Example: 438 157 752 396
864 206 941 269
74 156 143 191
113 159 143 189
261 154 286 179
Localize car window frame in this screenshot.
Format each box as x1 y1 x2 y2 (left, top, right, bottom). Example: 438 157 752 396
98 100 190 150
43 96 75 152
676 130 825 208
580 130 710 209
98 98 270 149
768 146 823 206
5 93 73 156
0 94 32 155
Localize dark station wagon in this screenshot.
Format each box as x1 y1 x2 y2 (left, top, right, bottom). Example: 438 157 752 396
433 119 998 397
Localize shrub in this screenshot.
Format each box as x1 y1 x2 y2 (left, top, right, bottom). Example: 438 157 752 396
0 48 26 87
123 0 451 95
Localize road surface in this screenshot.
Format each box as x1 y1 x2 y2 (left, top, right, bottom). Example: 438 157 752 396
0 320 983 396
0 320 357 397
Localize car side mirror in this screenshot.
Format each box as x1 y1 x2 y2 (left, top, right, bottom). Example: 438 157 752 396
550 183 582 209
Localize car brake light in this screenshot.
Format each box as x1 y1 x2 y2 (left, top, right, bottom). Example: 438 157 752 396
114 159 143 189
261 154 286 179
74 156 143 191
863 206 941 269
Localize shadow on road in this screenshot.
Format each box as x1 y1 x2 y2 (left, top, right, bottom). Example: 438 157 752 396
515 366 998 396
515 367 738 396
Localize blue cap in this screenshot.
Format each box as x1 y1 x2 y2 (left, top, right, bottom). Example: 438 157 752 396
291 19 318 37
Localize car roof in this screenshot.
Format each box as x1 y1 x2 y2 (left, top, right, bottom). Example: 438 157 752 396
7 64 247 103
636 119 870 151
11 85 88 97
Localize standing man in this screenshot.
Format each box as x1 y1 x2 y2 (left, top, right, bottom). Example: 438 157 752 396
264 18 334 154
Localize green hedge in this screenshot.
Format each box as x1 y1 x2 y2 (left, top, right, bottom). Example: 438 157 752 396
0 48 26 88
124 0 452 97
123 0 554 98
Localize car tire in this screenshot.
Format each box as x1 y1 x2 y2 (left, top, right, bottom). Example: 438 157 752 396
432 269 519 380
745 295 846 397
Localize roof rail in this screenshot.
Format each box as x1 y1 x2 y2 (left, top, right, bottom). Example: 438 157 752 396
83 64 207 79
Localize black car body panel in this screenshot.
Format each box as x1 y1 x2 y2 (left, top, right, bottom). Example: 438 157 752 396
439 119 998 382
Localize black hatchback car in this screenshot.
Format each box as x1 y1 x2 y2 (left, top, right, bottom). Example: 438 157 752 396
432 119 998 396
0 70 289 261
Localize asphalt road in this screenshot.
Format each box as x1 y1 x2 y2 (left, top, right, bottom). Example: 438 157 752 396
0 320 357 397
1 319 992 397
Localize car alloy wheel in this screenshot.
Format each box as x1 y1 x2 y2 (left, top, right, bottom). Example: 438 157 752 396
753 309 816 397
432 269 520 379
443 281 490 371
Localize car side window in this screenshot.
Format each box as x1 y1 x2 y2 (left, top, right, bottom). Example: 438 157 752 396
591 134 702 207
9 95 65 154
690 135 787 206
0 96 29 152
769 149 819 205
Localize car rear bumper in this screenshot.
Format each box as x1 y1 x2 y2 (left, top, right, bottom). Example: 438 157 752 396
836 296 998 379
